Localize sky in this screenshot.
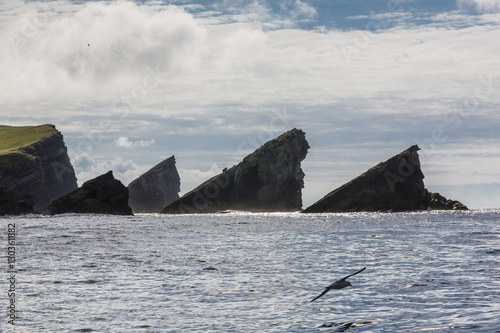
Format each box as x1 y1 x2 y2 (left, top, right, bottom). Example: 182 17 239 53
1 0 499 209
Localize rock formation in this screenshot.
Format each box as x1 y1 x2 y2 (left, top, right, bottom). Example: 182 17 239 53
161 128 309 214
128 156 180 213
45 171 133 215
0 124 78 215
302 145 468 213
427 192 468 210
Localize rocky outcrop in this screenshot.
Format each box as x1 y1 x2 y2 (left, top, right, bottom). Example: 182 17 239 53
45 171 133 215
302 145 468 213
0 124 78 215
161 128 309 214
128 156 180 213
427 192 468 210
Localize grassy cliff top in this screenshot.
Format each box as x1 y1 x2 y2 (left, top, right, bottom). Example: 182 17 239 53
0 124 58 153
0 124 58 168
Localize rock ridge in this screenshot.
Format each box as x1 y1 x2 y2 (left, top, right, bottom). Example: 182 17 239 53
161 128 309 213
302 145 468 213
0 124 78 215
45 171 133 215
128 156 180 213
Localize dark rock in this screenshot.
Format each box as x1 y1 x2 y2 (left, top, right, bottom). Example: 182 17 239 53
161 128 309 214
303 145 468 213
0 124 78 215
45 171 133 215
428 192 468 210
128 156 180 213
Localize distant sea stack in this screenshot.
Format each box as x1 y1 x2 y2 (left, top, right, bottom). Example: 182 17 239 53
302 145 468 213
0 124 78 215
162 128 310 214
45 171 133 215
128 156 180 213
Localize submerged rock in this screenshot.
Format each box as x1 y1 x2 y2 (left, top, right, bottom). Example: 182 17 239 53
161 128 309 214
302 145 467 213
128 156 180 213
0 124 78 215
46 171 133 215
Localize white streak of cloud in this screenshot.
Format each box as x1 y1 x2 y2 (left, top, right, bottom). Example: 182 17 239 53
115 137 134 148
115 137 155 148
291 0 317 20
457 0 500 12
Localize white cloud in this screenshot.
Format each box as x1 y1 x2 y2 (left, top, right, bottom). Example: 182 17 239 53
5 0 498 111
457 0 500 12
71 154 149 187
115 137 134 148
208 0 315 27
137 140 155 147
115 137 155 148
0 1 205 103
178 163 222 194
290 0 317 20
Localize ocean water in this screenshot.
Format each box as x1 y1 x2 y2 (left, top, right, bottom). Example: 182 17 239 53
1 210 499 332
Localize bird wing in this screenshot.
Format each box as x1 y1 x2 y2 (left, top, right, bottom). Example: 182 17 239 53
339 267 366 281
310 267 366 303
310 288 330 303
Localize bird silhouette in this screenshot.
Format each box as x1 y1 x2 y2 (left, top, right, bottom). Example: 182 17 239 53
310 267 366 303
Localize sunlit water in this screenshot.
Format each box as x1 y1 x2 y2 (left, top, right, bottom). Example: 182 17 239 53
1 210 499 332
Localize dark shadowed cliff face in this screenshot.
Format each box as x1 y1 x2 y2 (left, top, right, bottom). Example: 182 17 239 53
0 124 78 215
303 145 426 213
161 128 309 214
302 145 467 213
46 171 133 215
128 156 180 213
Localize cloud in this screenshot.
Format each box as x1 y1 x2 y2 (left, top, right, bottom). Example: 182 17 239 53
457 0 500 12
209 0 316 27
71 153 149 187
178 163 222 194
115 136 155 148
0 1 205 103
283 0 317 21
5 0 498 111
72 152 95 172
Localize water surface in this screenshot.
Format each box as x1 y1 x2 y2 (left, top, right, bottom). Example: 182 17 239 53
2 210 499 332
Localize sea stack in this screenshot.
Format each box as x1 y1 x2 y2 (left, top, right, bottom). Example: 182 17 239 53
45 171 133 215
128 156 180 213
161 128 309 214
302 145 468 213
0 124 78 215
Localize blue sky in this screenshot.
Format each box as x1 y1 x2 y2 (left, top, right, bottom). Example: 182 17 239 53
1 0 499 208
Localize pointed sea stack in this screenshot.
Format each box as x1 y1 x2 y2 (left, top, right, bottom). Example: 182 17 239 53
46 171 133 215
161 128 309 214
128 156 180 213
0 124 78 215
303 145 467 213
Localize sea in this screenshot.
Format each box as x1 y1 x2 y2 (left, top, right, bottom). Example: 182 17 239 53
1 210 499 332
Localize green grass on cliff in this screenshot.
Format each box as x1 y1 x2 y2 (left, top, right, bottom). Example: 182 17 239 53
0 125 33 136
0 124 58 168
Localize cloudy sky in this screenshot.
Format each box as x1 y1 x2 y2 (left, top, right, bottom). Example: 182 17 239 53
1 0 499 208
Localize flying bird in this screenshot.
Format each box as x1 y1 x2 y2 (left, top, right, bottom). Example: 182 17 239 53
310 267 366 303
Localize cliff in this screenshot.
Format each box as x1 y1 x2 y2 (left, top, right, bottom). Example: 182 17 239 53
128 156 180 213
45 171 133 215
161 128 309 214
302 145 468 213
0 124 78 215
